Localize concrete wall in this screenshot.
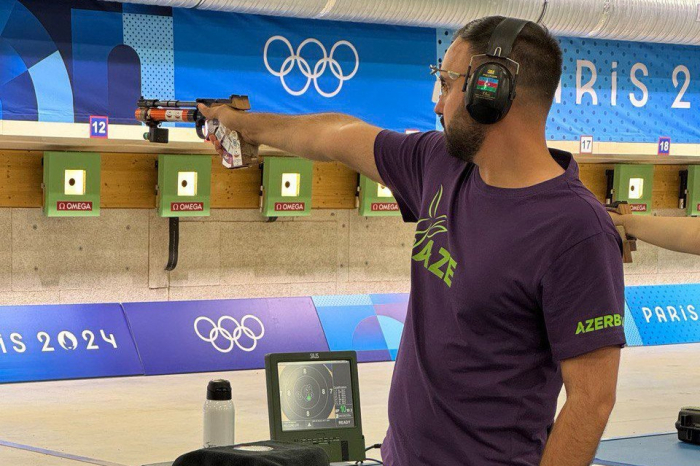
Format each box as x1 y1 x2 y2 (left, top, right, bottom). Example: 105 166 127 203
0 209 414 305
1 207 698 306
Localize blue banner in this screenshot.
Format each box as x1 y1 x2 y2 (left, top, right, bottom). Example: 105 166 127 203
3 0 700 142
549 37 700 143
0 0 435 130
313 294 408 363
122 298 330 375
173 10 435 131
625 284 700 345
0 303 143 383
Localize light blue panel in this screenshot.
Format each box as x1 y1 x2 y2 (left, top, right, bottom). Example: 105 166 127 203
434 31 700 142
434 28 454 131
549 38 700 143
623 301 643 347
315 304 380 350
436 28 452 63
123 13 174 100
312 295 372 307
351 315 390 352
28 50 73 122
369 293 409 305
595 433 700 466
377 315 404 361
625 284 700 345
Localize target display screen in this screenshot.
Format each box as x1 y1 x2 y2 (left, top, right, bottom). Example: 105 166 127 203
278 360 355 432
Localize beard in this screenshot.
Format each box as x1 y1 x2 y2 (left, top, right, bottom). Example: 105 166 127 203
444 108 487 165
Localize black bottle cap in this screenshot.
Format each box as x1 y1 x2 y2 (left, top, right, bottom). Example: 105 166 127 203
207 379 232 401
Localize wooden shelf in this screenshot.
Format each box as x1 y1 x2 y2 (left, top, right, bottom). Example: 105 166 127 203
0 131 690 210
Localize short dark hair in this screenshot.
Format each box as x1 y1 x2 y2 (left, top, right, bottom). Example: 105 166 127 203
454 16 562 109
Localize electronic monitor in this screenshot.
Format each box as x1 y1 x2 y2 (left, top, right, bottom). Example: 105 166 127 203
265 351 366 462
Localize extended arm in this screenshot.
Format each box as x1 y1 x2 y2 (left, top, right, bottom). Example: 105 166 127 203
540 346 620 466
610 213 700 256
198 105 383 183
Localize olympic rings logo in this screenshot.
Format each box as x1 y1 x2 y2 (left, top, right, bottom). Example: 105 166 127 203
263 35 359 98
194 315 265 353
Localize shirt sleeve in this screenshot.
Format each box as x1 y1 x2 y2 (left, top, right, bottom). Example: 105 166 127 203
373 130 443 223
540 232 627 361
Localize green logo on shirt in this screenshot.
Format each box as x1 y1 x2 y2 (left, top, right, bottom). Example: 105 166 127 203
412 186 458 287
575 314 623 335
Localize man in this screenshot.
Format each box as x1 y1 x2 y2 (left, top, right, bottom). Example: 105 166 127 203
200 16 626 466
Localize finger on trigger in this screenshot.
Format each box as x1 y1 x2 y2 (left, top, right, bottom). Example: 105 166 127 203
197 103 215 119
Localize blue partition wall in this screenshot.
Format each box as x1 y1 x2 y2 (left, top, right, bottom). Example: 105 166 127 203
1 284 700 383
0 303 143 383
313 294 408 362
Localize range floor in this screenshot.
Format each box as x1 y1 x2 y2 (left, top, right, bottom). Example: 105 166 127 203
1 344 698 466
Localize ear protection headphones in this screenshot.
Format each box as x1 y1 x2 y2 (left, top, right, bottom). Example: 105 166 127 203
463 18 532 125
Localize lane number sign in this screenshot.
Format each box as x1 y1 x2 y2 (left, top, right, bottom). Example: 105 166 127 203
580 135 593 154
658 137 671 156
90 116 108 139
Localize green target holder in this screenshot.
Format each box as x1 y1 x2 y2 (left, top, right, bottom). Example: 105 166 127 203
261 157 313 218
612 164 654 215
156 154 211 272
686 165 700 217
156 154 211 218
357 175 400 217
42 151 101 217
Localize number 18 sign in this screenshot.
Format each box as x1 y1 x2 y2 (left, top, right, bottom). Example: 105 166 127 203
89 116 109 139
658 137 671 156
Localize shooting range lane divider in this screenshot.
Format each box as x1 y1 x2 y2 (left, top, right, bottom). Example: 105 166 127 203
2 285 699 383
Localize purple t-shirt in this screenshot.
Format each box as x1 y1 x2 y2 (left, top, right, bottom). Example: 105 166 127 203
374 130 626 466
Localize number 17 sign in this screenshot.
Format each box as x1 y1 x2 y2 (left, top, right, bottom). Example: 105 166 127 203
89 116 109 139
580 135 593 154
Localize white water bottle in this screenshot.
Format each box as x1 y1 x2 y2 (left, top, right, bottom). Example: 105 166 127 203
203 379 236 448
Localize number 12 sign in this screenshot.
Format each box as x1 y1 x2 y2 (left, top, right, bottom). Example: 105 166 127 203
89 116 109 139
658 137 671 156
